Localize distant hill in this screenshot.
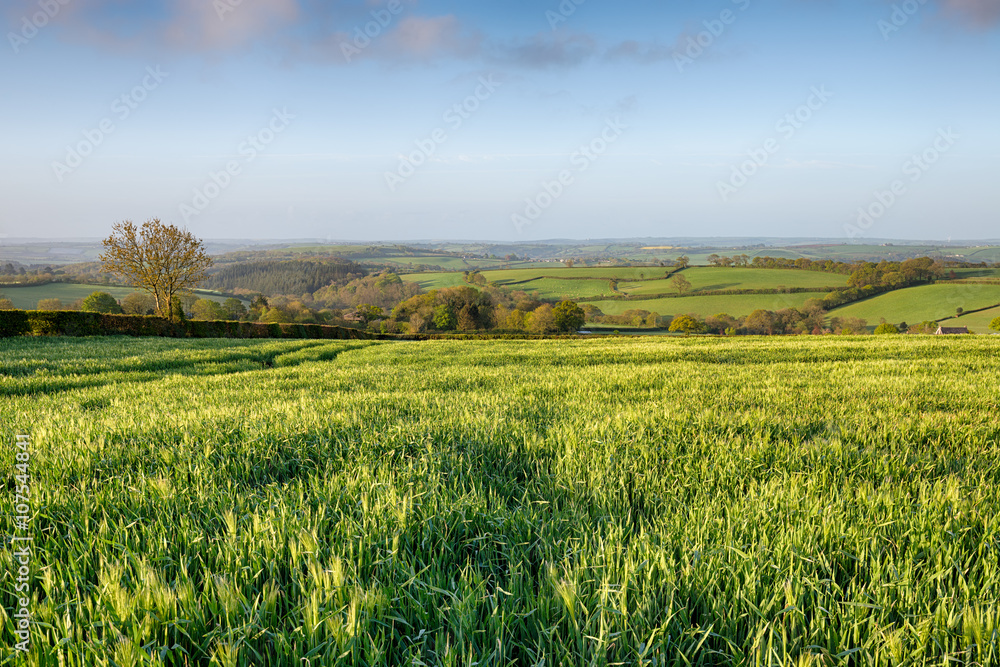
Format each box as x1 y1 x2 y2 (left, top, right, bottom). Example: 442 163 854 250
4 238 999 269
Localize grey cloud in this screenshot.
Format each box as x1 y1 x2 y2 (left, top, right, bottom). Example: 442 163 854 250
606 40 675 64
19 0 702 71
489 32 601 68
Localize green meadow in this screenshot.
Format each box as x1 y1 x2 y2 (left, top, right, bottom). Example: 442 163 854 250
589 291 832 318
829 284 1000 325
947 305 1000 333
619 268 848 296
401 266 851 308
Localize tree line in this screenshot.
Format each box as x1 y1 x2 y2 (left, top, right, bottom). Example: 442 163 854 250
8 220 997 338
204 259 365 295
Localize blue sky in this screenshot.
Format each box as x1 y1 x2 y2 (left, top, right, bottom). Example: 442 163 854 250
1 0 998 242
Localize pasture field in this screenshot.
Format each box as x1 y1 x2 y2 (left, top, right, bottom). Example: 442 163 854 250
589 291 832 318
507 278 619 300
950 268 1000 280
619 268 848 296
0 284 240 311
400 268 669 293
2 336 999 665
946 305 1000 333
954 247 1000 264
398 272 474 291
374 256 498 270
829 284 1000 325
482 266 671 283
402 266 850 306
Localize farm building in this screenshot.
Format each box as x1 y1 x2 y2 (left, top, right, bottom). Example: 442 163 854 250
934 326 969 335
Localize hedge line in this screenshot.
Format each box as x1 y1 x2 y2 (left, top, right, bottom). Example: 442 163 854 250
0 310 375 340
574 286 843 303
495 271 684 287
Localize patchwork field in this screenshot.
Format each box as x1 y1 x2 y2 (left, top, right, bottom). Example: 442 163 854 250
401 266 851 310
619 268 849 295
2 336 998 665
400 267 673 294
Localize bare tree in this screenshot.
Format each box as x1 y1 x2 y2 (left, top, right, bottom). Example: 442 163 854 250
671 273 692 295
100 219 212 320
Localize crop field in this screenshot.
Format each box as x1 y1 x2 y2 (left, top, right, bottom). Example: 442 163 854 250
2 336 999 665
829 284 1000 325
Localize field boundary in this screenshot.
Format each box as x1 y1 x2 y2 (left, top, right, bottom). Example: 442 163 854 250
0 310 376 340
574 287 840 303
935 302 1000 323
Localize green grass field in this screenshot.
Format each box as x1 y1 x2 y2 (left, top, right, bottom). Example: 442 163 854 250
485 266 669 283
402 272 622 300
400 267 665 293
830 284 1000 325
945 305 1000 333
397 272 471 291
0 284 144 310
397 265 1000 325
621 268 848 296
403 267 848 306
0 284 238 310
377 256 484 269
955 247 1000 263
509 278 620 300
950 268 1000 280
5 336 998 664
589 291 831 318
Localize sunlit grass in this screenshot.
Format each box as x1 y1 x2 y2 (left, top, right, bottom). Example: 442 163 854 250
1 335 998 665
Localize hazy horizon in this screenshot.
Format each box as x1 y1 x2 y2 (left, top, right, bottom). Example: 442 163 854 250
2 0 998 242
